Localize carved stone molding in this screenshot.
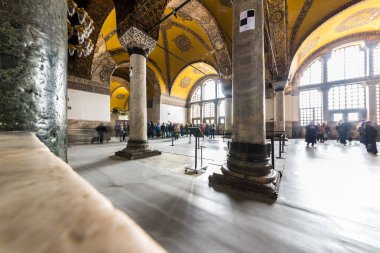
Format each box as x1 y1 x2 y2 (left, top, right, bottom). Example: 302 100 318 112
68 75 109 95
161 95 187 107
118 26 157 56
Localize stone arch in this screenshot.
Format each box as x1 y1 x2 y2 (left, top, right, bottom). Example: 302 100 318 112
166 0 232 90
187 74 220 102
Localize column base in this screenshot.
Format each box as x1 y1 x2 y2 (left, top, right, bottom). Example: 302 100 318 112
115 140 161 160
208 142 282 200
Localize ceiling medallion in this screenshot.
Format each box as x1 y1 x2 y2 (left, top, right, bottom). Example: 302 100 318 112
116 94 125 100
271 11 283 23
180 76 192 88
336 8 380 33
173 34 193 53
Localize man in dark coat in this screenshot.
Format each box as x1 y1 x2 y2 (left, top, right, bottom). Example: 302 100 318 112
364 121 378 155
305 122 317 147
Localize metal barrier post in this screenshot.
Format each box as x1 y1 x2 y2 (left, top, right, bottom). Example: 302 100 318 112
271 137 275 168
171 134 174 146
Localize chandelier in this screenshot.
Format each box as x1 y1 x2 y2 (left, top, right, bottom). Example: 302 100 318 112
67 0 95 57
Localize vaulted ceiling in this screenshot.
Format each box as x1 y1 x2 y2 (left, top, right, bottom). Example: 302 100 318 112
68 0 380 104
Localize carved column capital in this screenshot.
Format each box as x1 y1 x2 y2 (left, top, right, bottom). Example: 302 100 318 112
272 80 287 92
118 26 157 58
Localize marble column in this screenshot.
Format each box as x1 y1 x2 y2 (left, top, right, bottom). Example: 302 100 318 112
366 80 378 124
273 81 287 132
0 0 67 160
225 96 233 131
209 0 281 199
115 27 161 159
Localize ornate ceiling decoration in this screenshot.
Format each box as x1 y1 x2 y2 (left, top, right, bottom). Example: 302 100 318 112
180 76 193 88
290 0 314 54
336 8 380 32
265 0 289 81
118 26 157 55
167 0 232 88
173 34 193 53
68 0 114 80
91 33 116 85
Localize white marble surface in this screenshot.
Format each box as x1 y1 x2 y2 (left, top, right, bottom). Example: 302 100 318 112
0 132 166 253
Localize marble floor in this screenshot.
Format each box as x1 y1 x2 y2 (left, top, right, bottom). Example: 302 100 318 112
68 137 380 253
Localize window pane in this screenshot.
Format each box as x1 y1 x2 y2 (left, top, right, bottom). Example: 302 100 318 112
219 101 225 117
348 112 359 122
328 83 365 110
217 81 225 98
300 59 322 86
299 89 322 126
191 87 201 102
191 104 200 118
328 45 365 82
203 102 215 117
203 80 216 100
374 44 380 76
333 113 343 122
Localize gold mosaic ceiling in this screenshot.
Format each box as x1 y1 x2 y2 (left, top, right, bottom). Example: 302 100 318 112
80 0 380 100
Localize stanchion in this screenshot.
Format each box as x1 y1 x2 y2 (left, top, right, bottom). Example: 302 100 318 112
170 134 174 146
271 136 275 168
189 133 192 144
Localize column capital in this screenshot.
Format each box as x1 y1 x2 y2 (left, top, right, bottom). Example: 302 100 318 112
320 52 332 61
364 40 380 50
118 26 157 58
272 80 287 92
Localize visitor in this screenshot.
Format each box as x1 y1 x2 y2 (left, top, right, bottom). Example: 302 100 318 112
210 123 216 139
364 121 378 155
161 123 166 138
174 123 180 140
156 122 161 138
305 122 317 147
339 118 351 146
336 120 342 142
95 123 107 144
358 120 366 145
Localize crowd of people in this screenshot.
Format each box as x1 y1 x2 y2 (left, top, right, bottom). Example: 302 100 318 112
305 118 378 154
147 122 217 140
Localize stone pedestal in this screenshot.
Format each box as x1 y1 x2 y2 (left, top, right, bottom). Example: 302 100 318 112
0 0 67 160
209 0 281 199
115 27 160 159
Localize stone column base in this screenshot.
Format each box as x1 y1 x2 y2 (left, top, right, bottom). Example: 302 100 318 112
209 142 282 199
115 140 161 160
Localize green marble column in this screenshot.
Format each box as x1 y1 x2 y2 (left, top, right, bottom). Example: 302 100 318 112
0 0 68 160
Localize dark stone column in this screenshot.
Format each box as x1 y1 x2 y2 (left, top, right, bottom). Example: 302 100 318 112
273 81 287 132
0 0 68 160
115 27 161 159
209 0 281 199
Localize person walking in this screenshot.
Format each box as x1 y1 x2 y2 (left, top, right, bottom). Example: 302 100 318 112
364 121 378 155
305 122 317 147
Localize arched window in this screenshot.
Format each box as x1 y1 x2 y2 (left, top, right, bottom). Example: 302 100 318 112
300 59 322 86
189 79 225 125
328 45 365 81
